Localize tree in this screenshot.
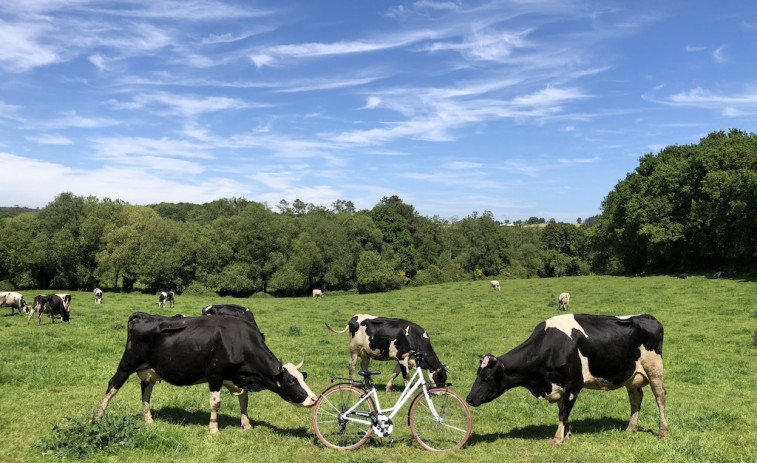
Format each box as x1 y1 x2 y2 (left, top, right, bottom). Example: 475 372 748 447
356 250 402 293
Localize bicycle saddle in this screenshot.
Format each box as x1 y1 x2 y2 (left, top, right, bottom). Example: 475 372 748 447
358 370 382 378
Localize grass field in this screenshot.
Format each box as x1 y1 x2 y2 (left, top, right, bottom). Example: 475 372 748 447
1 275 756 462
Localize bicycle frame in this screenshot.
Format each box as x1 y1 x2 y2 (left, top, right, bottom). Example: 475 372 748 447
337 366 443 429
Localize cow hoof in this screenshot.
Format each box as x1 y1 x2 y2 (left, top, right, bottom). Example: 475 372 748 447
209 427 220 435
550 438 564 445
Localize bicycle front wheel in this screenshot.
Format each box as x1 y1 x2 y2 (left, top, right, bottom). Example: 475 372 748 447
312 384 375 450
408 387 472 452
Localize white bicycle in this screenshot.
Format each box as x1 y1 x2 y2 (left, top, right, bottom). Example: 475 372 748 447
312 350 472 452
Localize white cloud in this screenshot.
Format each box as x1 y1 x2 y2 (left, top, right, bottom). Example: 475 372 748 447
0 20 60 72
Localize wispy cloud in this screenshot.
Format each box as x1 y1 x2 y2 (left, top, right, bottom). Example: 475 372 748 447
27 134 73 145
107 91 266 117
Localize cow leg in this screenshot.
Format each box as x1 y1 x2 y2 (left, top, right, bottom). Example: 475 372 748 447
360 356 371 388
141 380 156 424
641 352 669 437
626 387 643 432
96 369 134 419
208 390 222 435
386 363 403 392
237 392 252 431
552 391 579 445
348 351 358 379
648 375 669 437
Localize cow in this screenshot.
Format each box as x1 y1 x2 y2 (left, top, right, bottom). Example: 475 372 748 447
156 291 174 308
490 280 501 291
94 288 103 304
312 289 323 298
677 273 687 279
558 292 570 311
95 312 317 434
0 291 29 315
325 314 447 392
466 313 668 445
201 304 257 326
28 294 70 324
711 271 726 279
636 271 646 277
56 293 72 311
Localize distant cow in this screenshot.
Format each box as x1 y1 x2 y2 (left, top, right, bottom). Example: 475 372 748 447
0 292 29 315
96 312 317 434
636 271 646 277
677 273 687 280
94 288 103 304
712 271 726 279
201 304 257 326
467 313 668 444
558 292 570 311
490 280 501 291
157 291 175 308
28 294 70 324
312 289 323 298
56 293 72 311
326 314 447 392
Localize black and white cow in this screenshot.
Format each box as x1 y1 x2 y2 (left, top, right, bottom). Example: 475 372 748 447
96 312 317 434
0 291 29 315
156 291 174 308
326 314 448 392
94 288 103 304
28 294 70 324
466 313 668 444
201 304 257 326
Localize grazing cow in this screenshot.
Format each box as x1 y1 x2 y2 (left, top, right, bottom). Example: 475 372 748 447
490 280 501 291
94 288 103 304
712 271 726 279
636 271 646 277
0 291 29 315
95 312 317 434
326 314 447 392
466 313 668 445
201 304 257 326
312 289 323 298
677 273 687 280
156 291 175 308
28 294 70 324
558 292 570 311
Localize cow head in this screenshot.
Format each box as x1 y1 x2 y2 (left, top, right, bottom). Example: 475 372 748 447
274 357 318 407
61 304 70 322
466 354 507 407
430 366 448 387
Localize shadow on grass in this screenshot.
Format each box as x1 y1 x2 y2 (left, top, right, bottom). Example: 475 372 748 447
467 417 642 445
152 406 311 438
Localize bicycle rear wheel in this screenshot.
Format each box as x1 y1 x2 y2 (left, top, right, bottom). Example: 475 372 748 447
312 384 375 450
408 387 472 452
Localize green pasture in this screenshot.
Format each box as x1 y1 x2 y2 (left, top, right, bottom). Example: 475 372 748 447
1 275 755 462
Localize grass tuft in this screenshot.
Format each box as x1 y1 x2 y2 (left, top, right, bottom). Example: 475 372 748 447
38 414 147 460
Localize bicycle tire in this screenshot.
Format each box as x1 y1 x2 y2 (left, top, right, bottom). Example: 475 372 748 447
408 387 472 452
312 384 375 450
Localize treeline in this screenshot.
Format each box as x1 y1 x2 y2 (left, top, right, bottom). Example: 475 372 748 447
1 129 754 295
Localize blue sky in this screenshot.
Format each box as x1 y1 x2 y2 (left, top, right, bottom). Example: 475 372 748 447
1 1 756 222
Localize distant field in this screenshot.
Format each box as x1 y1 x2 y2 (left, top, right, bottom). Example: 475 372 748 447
1 276 756 462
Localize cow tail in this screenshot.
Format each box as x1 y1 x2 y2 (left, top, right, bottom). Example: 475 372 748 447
325 322 350 334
